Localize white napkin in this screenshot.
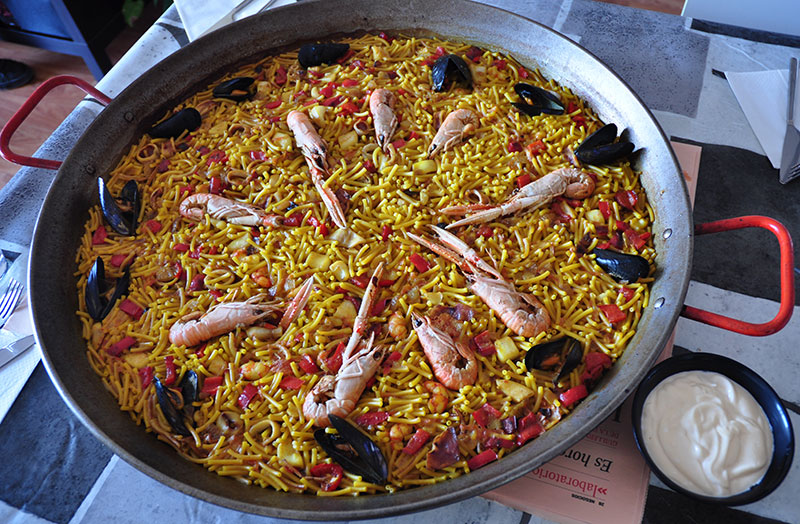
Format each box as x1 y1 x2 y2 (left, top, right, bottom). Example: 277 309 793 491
726 69 800 169
0 296 39 424
174 0 297 42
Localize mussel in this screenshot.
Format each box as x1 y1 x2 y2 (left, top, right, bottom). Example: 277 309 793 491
431 54 472 92
99 178 139 236
298 43 350 68
525 337 583 383
593 248 650 283
574 123 634 165
313 414 388 485
212 77 255 102
148 108 202 139
512 83 564 116
154 375 192 436
86 257 130 321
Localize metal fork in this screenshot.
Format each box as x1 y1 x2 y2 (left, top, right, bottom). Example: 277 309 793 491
0 278 22 329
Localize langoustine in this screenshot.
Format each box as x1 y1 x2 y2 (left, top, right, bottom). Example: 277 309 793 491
428 109 479 158
179 193 282 227
408 230 550 338
443 167 595 228
369 89 398 152
411 312 477 390
169 277 315 347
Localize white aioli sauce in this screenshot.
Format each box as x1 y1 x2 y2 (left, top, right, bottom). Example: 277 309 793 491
641 370 773 497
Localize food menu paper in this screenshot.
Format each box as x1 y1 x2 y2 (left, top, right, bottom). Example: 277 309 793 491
483 142 701 524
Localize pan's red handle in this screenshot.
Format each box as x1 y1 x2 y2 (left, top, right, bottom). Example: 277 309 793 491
0 75 112 170
681 216 794 336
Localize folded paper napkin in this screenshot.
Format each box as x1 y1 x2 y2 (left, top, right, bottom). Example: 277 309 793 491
175 0 296 42
726 68 800 170
0 297 39 424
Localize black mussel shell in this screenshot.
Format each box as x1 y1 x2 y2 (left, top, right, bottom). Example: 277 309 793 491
148 108 202 139
574 123 635 164
525 337 584 383
314 414 388 485
298 43 349 68
576 141 635 165
593 248 650 283
512 83 564 116
212 77 255 102
154 376 191 436
431 54 472 92
99 178 139 236
86 257 131 321
179 370 199 405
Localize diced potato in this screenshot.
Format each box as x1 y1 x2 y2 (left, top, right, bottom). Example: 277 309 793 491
587 209 605 224
497 379 534 402
277 440 304 468
307 252 330 271
273 132 293 151
330 228 366 248
247 326 282 340
227 235 250 252
423 291 443 305
495 336 520 362
207 356 226 375
413 159 437 175
123 352 149 369
208 122 227 135
309 105 328 124
210 218 227 229
330 260 350 281
333 300 357 323
338 130 358 149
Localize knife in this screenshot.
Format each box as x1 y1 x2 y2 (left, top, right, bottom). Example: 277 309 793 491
0 335 35 368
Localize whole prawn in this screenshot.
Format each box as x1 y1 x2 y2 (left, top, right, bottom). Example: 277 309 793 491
179 193 282 227
369 89 398 152
169 277 315 347
443 167 595 228
411 312 477 390
428 109 479 158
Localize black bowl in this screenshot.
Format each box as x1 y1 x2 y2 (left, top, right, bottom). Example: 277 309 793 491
631 352 794 505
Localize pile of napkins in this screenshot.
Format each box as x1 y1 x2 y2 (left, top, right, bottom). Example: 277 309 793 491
175 0 297 41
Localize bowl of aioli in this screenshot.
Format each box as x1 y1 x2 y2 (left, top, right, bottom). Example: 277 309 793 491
631 353 794 505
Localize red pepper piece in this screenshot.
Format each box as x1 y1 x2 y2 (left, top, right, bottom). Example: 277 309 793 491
609 230 624 249
467 449 498 470
620 286 635 302
465 46 483 62
339 100 359 116
208 289 223 298
189 274 205 292
615 190 638 210
335 49 355 64
356 411 390 427
493 59 507 70
208 245 218 255
250 150 267 162
595 225 609 237
164 355 177 386
238 383 259 408
482 402 502 419
472 407 489 428
377 278 395 287
364 159 377 173
107 336 137 356
507 140 523 153
321 95 342 107
515 417 544 446
566 101 580 114
280 376 304 390
381 224 392 241
284 214 302 227
516 173 531 189
119 299 143 320
599 304 626 324
527 139 546 156
196 145 210 156
551 200 572 223
585 351 612 372
195 342 208 357
572 115 587 128
275 66 287 85
209 176 223 195
110 253 128 267
559 384 588 408
325 342 346 373
139 366 154 388
350 275 370 289
320 84 334 97
298 355 321 374
156 158 170 173
308 216 321 228
264 100 282 110
173 243 190 252
310 463 344 491
92 225 107 245
206 150 227 165
391 138 406 149
145 220 162 233
318 223 329 236
402 428 431 455
382 351 402 374
472 330 495 356
598 200 612 220
435 46 447 57
517 67 529 78
476 225 493 239
409 253 431 272
371 298 388 317
625 228 647 250
201 375 223 395
365 376 377 389
179 185 193 196
341 78 359 87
